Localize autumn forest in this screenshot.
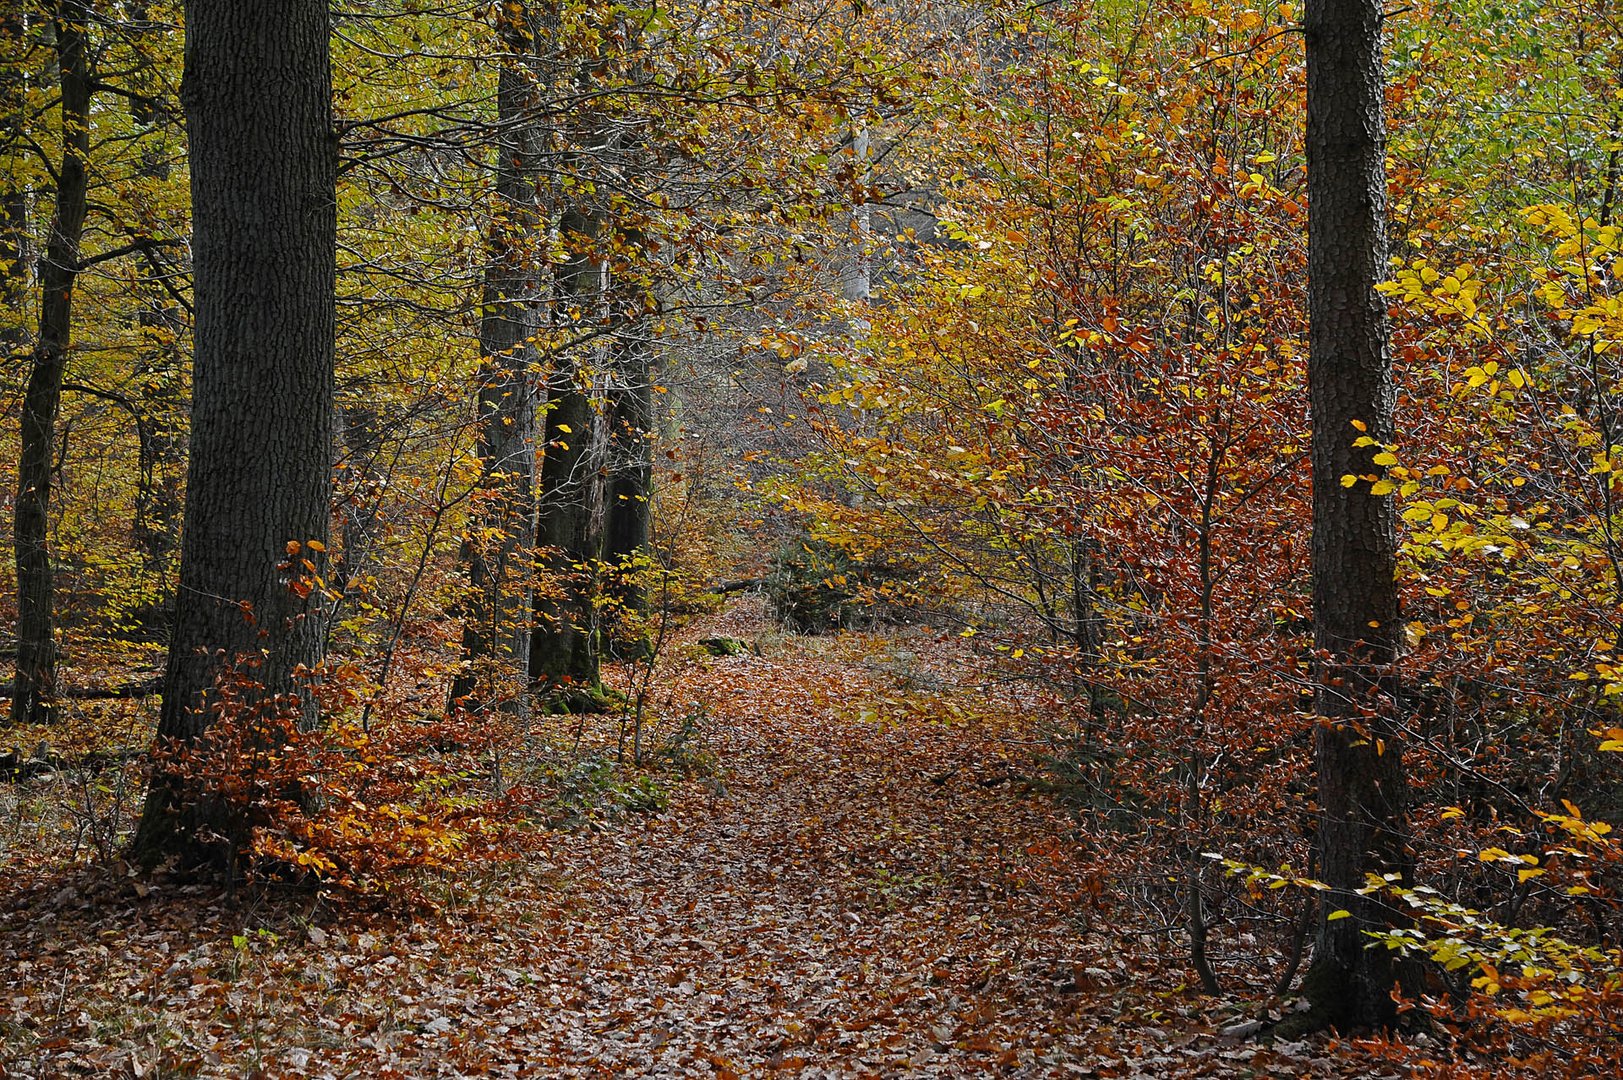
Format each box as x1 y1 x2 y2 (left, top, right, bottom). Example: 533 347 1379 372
1 0 1621 1076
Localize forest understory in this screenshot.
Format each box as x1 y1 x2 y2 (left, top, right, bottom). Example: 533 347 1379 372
7 0 1623 1075
1 598 1426 1080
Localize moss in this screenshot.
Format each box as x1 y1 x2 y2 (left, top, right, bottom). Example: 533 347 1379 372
541 685 626 715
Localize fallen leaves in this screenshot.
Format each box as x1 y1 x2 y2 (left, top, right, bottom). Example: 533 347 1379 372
0 602 1454 1077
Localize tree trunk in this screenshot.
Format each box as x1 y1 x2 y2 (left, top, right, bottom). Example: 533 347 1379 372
451 7 545 712
1301 0 1412 1031
530 208 606 695
601 229 655 657
11 2 91 727
842 100 872 305
133 0 335 865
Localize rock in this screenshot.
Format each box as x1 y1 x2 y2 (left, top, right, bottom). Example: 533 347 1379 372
698 636 749 657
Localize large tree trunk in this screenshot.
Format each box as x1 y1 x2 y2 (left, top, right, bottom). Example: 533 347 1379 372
450 6 545 713
12 2 91 727
1301 0 1412 1030
133 0 335 865
530 208 606 695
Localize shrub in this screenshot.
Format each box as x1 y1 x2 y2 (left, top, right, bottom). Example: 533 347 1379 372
765 538 915 633
147 663 515 906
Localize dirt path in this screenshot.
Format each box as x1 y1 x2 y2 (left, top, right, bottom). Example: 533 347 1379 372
0 613 1368 1078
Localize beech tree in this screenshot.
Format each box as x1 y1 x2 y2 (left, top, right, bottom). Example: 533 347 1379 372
1301 0 1412 1029
134 0 335 863
449 2 546 713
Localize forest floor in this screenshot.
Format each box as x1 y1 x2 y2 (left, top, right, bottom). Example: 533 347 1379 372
0 600 1415 1078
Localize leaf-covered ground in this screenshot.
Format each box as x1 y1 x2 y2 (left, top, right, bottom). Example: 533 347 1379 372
0 603 1409 1078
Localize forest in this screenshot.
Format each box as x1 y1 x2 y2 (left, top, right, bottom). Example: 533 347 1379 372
1 0 1621 1075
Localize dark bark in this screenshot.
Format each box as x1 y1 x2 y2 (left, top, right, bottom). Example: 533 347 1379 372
132 0 335 865
451 7 545 712
11 2 91 727
530 208 606 692
1302 0 1412 1031
601 235 655 657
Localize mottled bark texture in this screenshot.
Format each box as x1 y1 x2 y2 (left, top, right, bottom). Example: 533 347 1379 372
451 5 545 713
1303 0 1413 1030
530 208 607 695
133 0 335 864
12 3 91 726
601 229 656 658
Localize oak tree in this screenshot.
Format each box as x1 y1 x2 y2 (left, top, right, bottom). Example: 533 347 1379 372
1302 0 1413 1029
134 0 336 864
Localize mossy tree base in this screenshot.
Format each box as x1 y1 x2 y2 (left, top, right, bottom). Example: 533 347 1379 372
540 685 626 715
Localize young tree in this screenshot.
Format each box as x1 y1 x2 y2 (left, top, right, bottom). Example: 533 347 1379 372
1301 0 1412 1029
133 0 335 864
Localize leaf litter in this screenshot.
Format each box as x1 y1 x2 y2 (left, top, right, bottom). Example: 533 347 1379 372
0 600 1404 1078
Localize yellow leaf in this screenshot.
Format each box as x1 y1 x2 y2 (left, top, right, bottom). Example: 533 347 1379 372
1340 474 1360 488
1372 451 1399 466
1327 909 1352 921
1370 480 1396 496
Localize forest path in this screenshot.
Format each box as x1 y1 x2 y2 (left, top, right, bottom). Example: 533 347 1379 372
0 604 1367 1078
508 618 1107 1075
406 603 1349 1077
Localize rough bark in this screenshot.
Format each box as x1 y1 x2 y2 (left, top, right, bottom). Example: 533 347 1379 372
133 0 335 865
1301 0 1412 1031
450 7 545 712
11 2 91 727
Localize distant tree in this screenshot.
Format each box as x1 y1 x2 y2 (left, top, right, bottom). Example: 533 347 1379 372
1301 0 1413 1029
449 2 546 713
530 197 608 697
133 0 335 864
